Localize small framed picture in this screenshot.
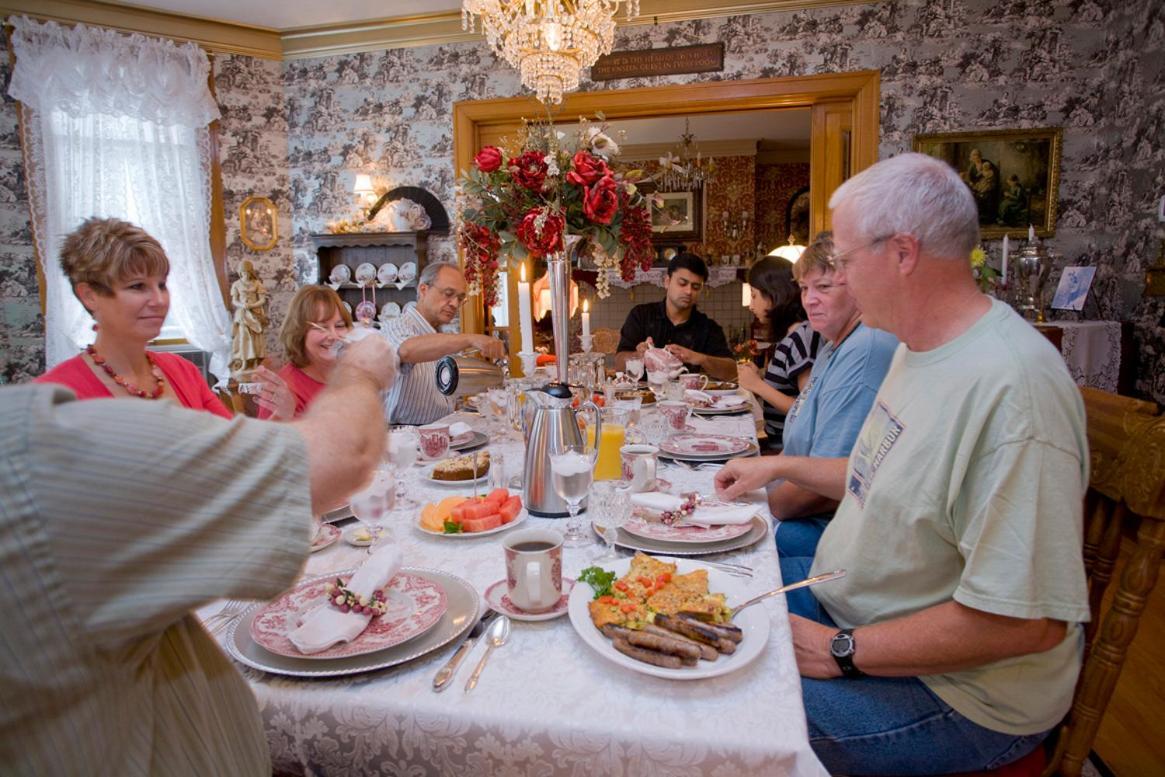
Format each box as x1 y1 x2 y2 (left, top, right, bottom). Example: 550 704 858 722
1051 266 1096 311
240 196 278 252
649 189 703 242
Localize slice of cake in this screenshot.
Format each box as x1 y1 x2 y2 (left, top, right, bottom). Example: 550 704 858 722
431 450 491 481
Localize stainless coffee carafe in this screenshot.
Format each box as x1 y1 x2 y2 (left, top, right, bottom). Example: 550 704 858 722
521 383 601 517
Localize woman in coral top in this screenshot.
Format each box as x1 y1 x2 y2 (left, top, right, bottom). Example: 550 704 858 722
35 217 232 419
257 285 353 420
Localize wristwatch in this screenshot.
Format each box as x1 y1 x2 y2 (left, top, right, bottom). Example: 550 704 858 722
829 628 864 678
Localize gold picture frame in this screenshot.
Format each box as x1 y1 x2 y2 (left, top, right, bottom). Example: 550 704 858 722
913 127 1062 239
239 196 278 252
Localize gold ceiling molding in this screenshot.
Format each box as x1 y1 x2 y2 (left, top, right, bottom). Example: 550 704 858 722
2 0 872 60
0 0 282 58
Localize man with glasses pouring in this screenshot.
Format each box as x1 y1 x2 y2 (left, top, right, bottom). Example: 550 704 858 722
715 153 1089 775
382 261 506 425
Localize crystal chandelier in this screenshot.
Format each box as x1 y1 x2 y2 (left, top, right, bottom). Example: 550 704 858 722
658 119 714 192
462 0 640 105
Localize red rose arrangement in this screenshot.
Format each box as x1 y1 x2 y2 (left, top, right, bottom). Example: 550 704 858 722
458 116 654 304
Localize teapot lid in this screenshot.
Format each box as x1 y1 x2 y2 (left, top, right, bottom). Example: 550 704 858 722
541 382 572 399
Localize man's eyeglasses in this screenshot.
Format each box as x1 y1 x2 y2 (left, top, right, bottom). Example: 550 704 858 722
433 286 468 305
829 234 895 271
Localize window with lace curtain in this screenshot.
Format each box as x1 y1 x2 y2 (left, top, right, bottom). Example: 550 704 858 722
8 15 233 381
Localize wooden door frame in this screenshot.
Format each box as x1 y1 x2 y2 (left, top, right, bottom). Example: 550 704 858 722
453 70 881 344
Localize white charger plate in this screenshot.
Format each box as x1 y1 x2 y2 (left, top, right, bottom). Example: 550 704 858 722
567 556 770 680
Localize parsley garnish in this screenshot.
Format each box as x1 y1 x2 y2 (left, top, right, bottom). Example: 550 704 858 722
578 566 616 599
442 520 463 534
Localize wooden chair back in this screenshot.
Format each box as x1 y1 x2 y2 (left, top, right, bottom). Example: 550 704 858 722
591 327 620 355
1044 387 1165 776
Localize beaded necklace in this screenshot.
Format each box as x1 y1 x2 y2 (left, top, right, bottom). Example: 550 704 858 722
85 344 165 399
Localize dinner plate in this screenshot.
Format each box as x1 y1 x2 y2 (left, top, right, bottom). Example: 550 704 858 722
249 570 448 660
658 441 760 463
621 514 756 544
597 514 769 557
223 568 479 678
691 401 751 416
449 431 489 451
416 507 528 538
659 434 751 458
567 556 770 680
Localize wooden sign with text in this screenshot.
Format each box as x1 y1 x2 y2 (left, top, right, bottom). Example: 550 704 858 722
590 43 725 82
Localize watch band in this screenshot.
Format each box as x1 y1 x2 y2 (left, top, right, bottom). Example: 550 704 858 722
830 628 864 678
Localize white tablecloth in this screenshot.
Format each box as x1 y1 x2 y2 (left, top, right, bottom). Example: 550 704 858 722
211 409 825 777
1056 320 1121 392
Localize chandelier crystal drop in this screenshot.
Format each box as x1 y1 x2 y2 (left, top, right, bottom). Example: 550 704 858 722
463 0 640 105
657 119 713 192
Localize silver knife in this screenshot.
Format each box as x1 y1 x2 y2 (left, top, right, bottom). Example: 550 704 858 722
432 610 496 692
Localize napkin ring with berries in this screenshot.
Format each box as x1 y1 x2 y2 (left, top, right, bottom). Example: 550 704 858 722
325 578 388 616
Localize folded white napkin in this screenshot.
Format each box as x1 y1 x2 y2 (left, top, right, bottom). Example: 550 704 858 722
630 492 756 527
449 421 473 438
713 396 747 409
684 389 713 405
288 544 402 655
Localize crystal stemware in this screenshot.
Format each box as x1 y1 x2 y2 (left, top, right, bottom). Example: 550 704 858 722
388 428 419 511
626 357 645 383
349 467 394 549
590 481 631 562
550 440 597 548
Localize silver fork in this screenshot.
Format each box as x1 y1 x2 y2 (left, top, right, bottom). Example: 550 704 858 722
204 599 250 638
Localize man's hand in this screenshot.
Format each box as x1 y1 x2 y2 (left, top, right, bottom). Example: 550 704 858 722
334 336 396 392
635 337 654 356
790 614 843 679
714 456 781 501
664 343 701 366
467 334 507 361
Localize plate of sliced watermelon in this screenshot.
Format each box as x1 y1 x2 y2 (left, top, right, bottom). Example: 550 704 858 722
416 488 527 538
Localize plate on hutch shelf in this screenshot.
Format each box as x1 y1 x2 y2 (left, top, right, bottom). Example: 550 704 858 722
621 515 755 544
659 434 751 459
248 569 448 660
567 556 770 680
223 568 480 679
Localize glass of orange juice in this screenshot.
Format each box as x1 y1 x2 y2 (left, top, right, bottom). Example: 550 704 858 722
587 408 628 480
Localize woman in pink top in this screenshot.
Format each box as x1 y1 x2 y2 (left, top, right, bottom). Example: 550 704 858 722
35 217 231 419
257 285 353 420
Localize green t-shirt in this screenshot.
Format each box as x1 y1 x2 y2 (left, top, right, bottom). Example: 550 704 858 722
811 300 1090 735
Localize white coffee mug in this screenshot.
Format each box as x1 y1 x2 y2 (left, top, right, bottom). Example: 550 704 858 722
620 443 659 492
503 528 563 612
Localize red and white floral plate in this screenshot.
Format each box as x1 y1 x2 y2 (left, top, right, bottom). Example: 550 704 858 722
249 572 447 660
310 523 340 552
484 578 574 622
621 515 755 544
659 434 751 458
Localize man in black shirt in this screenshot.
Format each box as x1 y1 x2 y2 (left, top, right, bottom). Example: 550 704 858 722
614 252 737 380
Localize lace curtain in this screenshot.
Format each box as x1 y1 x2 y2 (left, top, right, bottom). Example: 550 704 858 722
9 16 232 380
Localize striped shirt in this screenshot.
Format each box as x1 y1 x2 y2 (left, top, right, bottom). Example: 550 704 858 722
761 321 821 450
0 385 312 776
381 306 454 425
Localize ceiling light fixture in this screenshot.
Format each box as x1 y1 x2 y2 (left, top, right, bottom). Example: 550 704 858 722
658 119 714 192
462 0 640 105
769 235 806 263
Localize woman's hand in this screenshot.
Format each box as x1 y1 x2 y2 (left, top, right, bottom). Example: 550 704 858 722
736 361 764 392
253 365 295 421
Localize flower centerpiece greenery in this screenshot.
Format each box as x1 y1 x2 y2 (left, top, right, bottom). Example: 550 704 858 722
457 115 655 309
970 246 1001 294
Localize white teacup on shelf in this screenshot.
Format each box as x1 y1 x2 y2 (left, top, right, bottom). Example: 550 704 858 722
355 262 377 287
377 263 399 286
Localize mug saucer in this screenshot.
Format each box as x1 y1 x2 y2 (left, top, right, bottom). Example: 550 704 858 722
484 578 574 622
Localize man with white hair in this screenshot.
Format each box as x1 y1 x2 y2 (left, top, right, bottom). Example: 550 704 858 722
382 261 505 425
715 153 1089 774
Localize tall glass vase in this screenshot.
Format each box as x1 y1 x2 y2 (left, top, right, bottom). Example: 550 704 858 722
546 233 585 385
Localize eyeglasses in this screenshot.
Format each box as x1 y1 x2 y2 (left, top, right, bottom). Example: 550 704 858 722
829 234 895 271
432 286 468 305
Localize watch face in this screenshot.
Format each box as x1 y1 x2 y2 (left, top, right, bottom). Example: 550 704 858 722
830 632 855 658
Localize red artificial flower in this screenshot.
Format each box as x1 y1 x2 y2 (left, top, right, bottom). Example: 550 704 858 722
566 150 610 187
515 208 565 257
583 174 619 225
618 196 653 280
474 146 503 173
508 150 549 192
459 222 502 308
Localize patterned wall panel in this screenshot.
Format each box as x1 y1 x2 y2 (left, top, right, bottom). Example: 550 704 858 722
756 162 811 252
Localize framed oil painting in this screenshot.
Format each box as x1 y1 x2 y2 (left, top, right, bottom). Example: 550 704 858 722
913 128 1062 239
240 196 278 252
649 189 703 242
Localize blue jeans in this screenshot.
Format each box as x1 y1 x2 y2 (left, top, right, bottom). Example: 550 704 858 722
781 557 1049 776
775 515 830 558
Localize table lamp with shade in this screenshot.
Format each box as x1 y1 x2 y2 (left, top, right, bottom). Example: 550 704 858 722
353 174 376 215
769 235 806 263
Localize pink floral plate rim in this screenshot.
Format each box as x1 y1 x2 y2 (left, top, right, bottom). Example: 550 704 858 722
249 571 448 660
658 433 751 458
310 523 341 552
621 515 754 544
484 578 574 621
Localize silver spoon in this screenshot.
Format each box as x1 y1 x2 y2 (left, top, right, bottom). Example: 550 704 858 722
464 614 511 692
730 569 847 618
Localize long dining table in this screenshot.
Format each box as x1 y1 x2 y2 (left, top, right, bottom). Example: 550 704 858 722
206 403 828 776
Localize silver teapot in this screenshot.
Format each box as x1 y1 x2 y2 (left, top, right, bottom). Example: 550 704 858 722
521 382 601 517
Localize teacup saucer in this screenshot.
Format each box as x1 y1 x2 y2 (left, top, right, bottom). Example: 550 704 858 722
342 524 377 547
310 523 340 553
484 578 574 622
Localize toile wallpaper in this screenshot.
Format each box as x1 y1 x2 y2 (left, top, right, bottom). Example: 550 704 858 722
1 0 1162 402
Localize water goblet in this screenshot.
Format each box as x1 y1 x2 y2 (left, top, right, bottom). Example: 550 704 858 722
549 439 598 548
349 467 394 550
626 357 645 383
590 481 631 562
388 428 419 510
